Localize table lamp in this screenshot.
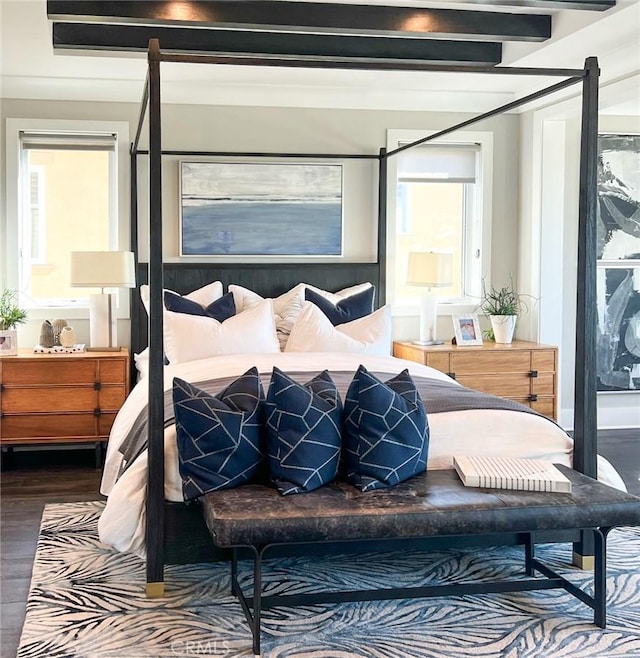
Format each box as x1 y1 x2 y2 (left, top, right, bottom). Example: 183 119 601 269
406 251 453 345
70 251 136 350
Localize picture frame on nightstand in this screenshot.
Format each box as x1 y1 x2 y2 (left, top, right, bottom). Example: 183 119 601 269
453 315 483 346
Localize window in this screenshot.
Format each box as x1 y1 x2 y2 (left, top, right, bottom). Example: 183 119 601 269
5 119 130 317
386 130 493 311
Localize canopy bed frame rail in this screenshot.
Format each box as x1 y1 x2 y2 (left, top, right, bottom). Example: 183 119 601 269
134 38 599 596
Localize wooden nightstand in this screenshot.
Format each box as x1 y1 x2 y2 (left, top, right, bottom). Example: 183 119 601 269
393 340 558 420
0 349 130 464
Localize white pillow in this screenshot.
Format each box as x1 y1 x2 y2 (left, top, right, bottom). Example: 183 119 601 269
285 301 391 356
140 281 223 315
229 282 374 348
164 298 280 364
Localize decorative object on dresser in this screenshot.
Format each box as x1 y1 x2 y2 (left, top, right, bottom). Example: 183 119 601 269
0 288 28 357
51 319 68 346
480 281 528 344
59 325 77 348
0 349 130 467
452 314 483 346
393 339 558 419
70 251 136 351
39 320 55 348
406 251 453 346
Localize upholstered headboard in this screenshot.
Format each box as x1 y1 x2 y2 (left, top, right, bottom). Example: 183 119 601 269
130 261 382 362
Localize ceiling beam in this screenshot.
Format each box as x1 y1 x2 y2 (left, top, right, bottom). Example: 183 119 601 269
52 23 503 67
47 1 551 42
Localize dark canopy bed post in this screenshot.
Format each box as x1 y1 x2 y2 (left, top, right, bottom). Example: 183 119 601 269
378 147 387 306
145 38 166 598
573 56 600 568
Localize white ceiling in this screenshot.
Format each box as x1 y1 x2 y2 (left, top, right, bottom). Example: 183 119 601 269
1 0 639 114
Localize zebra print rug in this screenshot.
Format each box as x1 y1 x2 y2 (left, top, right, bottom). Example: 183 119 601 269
17 502 640 658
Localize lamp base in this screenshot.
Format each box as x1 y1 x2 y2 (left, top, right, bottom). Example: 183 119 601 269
412 339 445 346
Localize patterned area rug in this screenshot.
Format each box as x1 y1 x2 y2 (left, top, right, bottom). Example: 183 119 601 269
17 502 640 658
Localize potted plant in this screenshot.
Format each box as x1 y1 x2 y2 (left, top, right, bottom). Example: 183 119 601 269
0 289 28 356
480 281 527 344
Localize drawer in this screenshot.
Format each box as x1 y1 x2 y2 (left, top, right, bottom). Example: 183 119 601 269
98 412 118 436
451 351 532 375
1 387 97 413
530 397 556 419
455 373 532 397
99 386 127 410
1 413 97 439
99 359 127 384
424 353 450 374
1 360 97 385
532 350 556 373
532 372 555 395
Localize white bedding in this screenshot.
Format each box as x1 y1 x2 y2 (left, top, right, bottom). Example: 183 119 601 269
98 352 627 557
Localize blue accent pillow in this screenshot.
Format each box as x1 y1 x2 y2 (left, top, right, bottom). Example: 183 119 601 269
164 290 236 322
304 286 375 326
343 365 429 491
173 367 264 500
265 367 343 495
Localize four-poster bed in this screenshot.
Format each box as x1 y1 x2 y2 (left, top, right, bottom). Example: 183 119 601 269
112 39 605 598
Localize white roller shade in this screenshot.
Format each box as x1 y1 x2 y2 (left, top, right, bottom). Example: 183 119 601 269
398 144 479 183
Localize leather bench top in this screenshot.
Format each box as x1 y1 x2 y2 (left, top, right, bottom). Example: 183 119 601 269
200 467 640 548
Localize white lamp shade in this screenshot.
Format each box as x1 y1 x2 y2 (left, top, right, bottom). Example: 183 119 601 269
406 251 453 288
71 251 136 288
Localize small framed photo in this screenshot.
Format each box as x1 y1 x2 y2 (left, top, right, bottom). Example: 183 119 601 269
0 331 17 356
453 315 483 346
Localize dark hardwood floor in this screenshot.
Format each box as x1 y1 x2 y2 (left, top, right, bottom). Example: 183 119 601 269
1 448 103 657
1 430 638 657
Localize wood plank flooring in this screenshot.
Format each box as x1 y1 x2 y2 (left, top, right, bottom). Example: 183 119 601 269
1 430 638 657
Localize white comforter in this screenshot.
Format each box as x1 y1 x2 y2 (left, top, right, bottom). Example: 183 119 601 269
98 352 626 557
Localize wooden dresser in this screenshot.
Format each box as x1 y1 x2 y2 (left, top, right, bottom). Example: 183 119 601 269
393 340 558 420
0 349 130 454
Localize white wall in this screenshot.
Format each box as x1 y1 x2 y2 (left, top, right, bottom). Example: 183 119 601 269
2 97 520 350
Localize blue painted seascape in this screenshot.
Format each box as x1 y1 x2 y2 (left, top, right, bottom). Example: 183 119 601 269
180 162 343 256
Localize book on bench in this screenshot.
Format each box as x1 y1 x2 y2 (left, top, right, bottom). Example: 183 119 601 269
453 455 572 493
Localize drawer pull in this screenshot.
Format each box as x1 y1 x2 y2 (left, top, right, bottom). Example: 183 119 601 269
93 408 102 417
529 394 538 402
529 370 538 378
448 372 456 380
94 382 102 391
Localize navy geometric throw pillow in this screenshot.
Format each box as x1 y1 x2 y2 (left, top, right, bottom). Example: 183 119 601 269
343 365 429 492
173 367 264 500
304 286 375 326
265 367 343 495
164 290 236 322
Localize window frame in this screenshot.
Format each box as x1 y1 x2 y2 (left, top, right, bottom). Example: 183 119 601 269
4 118 131 320
386 129 493 317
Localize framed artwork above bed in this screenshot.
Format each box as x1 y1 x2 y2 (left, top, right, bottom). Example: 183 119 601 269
179 161 343 257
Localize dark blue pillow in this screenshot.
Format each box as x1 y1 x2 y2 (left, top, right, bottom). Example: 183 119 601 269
173 367 264 500
265 367 342 495
343 365 429 492
164 290 236 322
304 286 375 326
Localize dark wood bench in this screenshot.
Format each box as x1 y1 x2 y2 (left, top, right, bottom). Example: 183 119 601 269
200 466 640 655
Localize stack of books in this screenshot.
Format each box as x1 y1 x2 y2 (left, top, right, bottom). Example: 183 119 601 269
453 455 572 493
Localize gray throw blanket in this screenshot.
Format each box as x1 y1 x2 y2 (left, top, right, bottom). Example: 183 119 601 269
117 369 554 479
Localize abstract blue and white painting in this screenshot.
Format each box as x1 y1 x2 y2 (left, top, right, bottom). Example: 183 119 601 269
180 162 343 256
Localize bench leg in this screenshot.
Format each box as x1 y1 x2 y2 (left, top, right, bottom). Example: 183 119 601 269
231 548 238 596
593 527 611 629
524 533 535 577
252 549 263 656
